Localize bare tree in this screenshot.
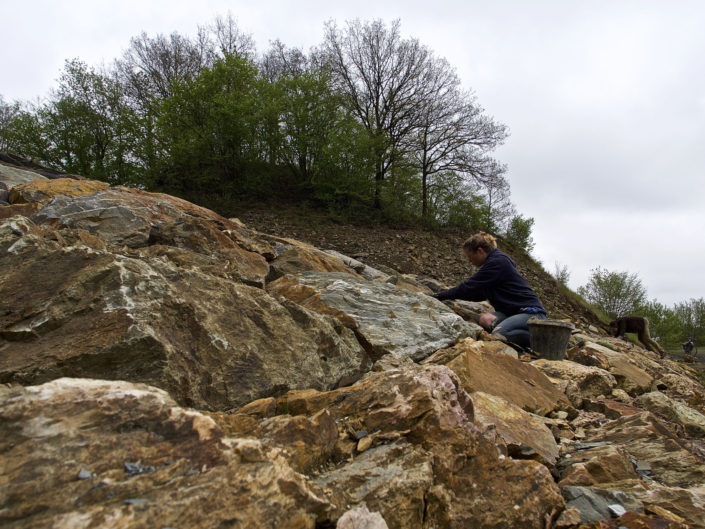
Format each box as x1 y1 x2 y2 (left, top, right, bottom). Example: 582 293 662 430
323 19 440 207
411 63 508 218
203 12 255 60
474 159 513 231
259 40 309 82
115 31 209 104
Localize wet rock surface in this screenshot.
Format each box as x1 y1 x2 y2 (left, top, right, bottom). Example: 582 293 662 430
1 167 704 528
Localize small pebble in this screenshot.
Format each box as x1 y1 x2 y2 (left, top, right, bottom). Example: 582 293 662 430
77 469 93 480
124 498 150 505
354 430 368 440
608 504 626 517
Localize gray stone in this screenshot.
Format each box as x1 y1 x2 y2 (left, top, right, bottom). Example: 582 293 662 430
324 249 389 280
561 486 643 523
315 442 433 529
336 505 389 529
268 271 481 361
0 161 47 189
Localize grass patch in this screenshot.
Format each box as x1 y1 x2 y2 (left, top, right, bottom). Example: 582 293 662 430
597 341 618 351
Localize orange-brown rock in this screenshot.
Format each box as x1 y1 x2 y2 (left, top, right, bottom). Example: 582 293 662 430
0 202 42 219
532 359 617 403
558 444 640 486
471 391 560 466
559 412 705 528
266 244 361 281
582 342 654 395
425 338 573 416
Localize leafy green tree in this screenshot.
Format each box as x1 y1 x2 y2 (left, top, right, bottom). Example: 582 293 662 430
553 262 571 286
156 54 263 199
0 95 21 150
578 267 647 319
637 299 683 350
275 69 374 199
2 105 45 157
673 297 705 347
4 60 139 185
504 214 535 253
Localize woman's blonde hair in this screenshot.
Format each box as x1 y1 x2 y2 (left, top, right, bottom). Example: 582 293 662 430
462 232 497 254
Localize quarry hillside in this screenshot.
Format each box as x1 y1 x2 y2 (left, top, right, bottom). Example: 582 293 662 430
2 155 705 529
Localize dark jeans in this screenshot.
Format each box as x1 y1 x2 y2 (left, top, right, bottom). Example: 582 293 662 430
491 311 546 348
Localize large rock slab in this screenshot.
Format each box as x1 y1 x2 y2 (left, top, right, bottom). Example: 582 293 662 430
268 271 481 361
471 391 560 466
314 442 433 529
0 220 369 411
0 161 47 189
8 177 109 206
145 215 270 287
31 186 239 248
0 378 331 528
558 410 705 528
579 341 654 395
266 244 360 282
0 203 42 219
424 338 573 416
557 443 641 487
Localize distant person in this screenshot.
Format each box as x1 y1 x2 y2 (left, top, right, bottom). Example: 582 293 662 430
682 337 696 356
433 232 546 348
609 316 666 358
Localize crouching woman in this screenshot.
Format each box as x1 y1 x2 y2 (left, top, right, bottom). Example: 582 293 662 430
433 232 546 348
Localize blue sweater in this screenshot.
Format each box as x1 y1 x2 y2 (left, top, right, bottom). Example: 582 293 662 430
436 249 545 316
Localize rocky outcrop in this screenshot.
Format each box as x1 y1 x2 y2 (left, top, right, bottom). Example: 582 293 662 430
1 166 704 528
222 364 565 528
0 216 368 410
424 337 574 416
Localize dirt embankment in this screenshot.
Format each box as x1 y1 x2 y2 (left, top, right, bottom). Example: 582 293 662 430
235 207 605 331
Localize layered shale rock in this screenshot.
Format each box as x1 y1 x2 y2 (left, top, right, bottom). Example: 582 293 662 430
557 411 705 528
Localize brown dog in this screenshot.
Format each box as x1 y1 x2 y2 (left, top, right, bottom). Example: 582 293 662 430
609 316 666 357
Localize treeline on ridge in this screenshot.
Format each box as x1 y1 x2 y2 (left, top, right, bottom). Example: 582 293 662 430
0 15 534 248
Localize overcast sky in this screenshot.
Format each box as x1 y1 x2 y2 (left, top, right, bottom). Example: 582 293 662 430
2 0 704 306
